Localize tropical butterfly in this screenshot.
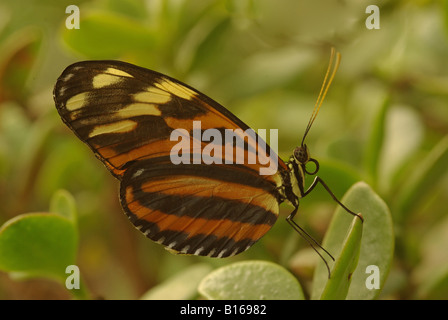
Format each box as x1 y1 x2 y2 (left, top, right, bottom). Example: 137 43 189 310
53 48 362 273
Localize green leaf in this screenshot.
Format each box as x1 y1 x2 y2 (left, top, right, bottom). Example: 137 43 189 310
104 0 149 20
49 189 77 224
8 111 55 210
140 263 213 300
393 135 448 222
377 105 423 193
319 216 363 300
61 12 157 59
363 94 390 184
413 215 448 299
198 260 304 300
0 27 42 102
416 268 448 300
0 213 78 281
312 182 393 300
443 0 448 36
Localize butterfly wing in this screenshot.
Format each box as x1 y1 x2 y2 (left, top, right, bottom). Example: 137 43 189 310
54 60 202 178
54 60 288 257
121 157 279 257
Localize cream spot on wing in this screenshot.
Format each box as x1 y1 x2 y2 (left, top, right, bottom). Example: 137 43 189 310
117 103 162 118
66 92 89 111
132 168 145 178
58 86 66 97
133 88 172 104
92 74 122 89
194 247 204 255
63 73 74 82
155 78 196 101
180 245 190 254
168 242 177 249
217 249 227 258
92 68 133 89
88 119 137 138
207 248 216 257
105 67 133 77
229 248 240 257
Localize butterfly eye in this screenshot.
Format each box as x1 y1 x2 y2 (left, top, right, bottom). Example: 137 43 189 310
293 145 309 164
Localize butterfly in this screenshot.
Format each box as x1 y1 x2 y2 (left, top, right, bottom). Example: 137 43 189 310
53 48 362 271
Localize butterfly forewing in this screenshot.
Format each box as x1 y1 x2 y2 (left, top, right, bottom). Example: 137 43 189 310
54 60 288 257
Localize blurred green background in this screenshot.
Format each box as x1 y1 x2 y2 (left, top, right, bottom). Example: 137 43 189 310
0 0 447 299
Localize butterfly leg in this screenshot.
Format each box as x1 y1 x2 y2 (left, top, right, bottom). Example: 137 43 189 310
303 176 364 222
286 204 335 278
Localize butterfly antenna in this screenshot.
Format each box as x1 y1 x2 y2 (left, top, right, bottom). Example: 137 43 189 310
301 48 341 147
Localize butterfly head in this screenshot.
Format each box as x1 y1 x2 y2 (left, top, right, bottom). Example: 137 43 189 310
293 144 309 164
293 144 319 175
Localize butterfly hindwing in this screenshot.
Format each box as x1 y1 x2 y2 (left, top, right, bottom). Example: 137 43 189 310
120 157 280 257
54 60 288 257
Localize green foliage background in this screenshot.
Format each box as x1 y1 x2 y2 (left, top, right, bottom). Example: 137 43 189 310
0 0 447 299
